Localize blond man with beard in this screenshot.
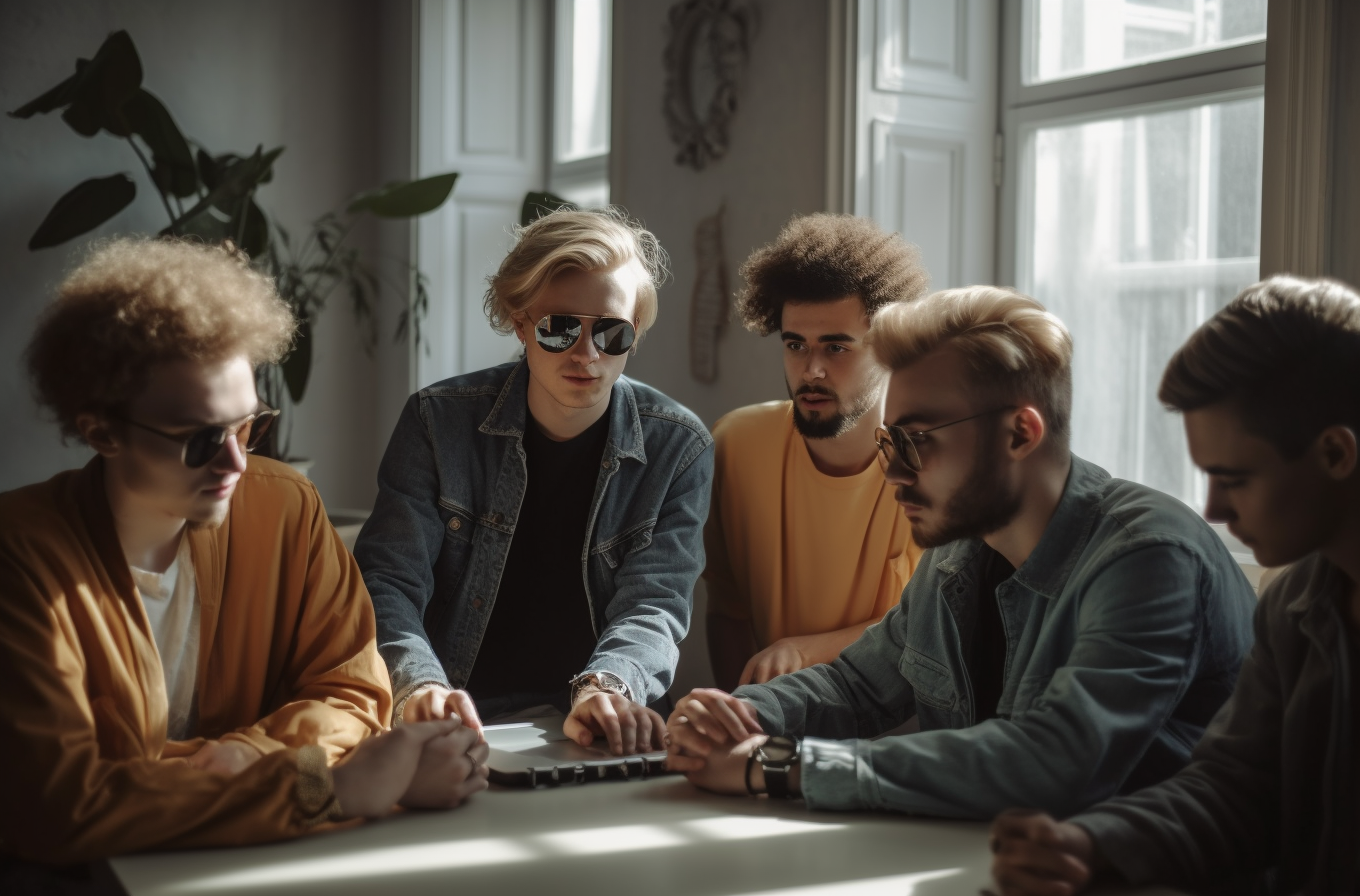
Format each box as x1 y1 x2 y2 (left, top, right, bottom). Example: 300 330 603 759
668 287 1255 819
0 239 486 877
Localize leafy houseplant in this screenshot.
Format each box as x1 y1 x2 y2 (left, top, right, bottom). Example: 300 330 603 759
10 30 457 459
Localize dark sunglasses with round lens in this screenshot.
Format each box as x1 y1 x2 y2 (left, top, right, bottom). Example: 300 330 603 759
532 314 636 356
119 406 281 468
874 406 1017 473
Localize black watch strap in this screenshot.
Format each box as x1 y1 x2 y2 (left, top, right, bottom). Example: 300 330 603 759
757 736 801 799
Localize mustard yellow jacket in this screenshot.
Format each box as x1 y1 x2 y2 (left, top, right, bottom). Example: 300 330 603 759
0 457 392 863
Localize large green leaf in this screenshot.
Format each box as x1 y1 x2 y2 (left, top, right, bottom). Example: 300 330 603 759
346 173 457 218
126 89 197 198
281 318 313 404
8 70 82 119
169 145 283 234
29 173 136 249
62 32 144 137
237 198 269 259
519 190 577 227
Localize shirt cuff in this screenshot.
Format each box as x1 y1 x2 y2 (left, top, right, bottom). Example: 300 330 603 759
391 679 451 726
799 738 881 812
1068 811 1154 884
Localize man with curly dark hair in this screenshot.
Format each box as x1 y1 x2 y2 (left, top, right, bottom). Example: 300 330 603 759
1 238 488 875
705 213 931 690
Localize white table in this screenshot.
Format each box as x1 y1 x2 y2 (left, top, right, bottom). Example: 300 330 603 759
111 720 1188 896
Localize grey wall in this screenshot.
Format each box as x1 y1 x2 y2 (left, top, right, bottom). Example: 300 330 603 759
611 0 831 692
0 1 415 511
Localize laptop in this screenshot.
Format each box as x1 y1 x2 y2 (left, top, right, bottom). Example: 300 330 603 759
483 713 673 788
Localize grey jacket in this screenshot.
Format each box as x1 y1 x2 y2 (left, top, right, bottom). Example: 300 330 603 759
735 455 1257 819
1074 553 1358 896
355 361 714 712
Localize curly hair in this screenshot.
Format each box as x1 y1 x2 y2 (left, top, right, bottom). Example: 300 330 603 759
735 213 930 335
1159 275 1360 458
484 207 669 344
26 237 296 443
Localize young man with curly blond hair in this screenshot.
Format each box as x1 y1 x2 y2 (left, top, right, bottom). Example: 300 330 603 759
704 214 930 690
356 208 713 756
0 239 488 873
669 286 1255 821
990 276 1360 896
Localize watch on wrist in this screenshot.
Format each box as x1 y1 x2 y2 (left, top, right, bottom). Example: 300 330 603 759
756 735 801 799
568 670 631 706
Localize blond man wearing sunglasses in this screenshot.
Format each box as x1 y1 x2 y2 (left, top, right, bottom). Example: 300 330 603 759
667 286 1255 820
357 208 713 756
0 239 489 871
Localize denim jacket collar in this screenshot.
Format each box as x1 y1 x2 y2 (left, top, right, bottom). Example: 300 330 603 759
477 360 648 465
933 455 1107 602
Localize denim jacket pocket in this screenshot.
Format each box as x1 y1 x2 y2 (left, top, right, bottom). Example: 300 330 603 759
900 645 957 711
593 520 656 570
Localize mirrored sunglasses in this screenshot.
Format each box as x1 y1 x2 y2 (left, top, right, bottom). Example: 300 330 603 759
533 314 636 356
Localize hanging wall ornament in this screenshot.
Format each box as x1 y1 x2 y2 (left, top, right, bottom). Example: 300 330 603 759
662 0 759 171
690 204 729 383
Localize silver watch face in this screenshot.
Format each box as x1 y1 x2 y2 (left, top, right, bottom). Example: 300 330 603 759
759 736 797 764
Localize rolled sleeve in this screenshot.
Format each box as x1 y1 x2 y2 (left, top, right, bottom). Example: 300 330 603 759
800 737 883 812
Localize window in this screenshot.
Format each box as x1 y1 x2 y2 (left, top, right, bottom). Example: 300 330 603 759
549 0 612 208
1001 1 1265 509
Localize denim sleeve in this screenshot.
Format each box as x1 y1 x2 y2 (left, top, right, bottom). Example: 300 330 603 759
787 544 1209 818
587 436 714 704
352 395 451 710
1071 594 1285 890
734 599 918 739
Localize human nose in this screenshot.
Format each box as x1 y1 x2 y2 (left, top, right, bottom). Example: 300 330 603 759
568 327 600 365
802 349 826 381
1202 482 1233 524
210 427 249 474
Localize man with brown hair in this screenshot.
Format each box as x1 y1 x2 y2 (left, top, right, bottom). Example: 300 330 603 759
668 286 1255 821
705 213 929 690
990 275 1360 896
0 238 487 872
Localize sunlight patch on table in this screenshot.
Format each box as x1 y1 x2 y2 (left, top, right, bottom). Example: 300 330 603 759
729 868 964 896
166 838 532 892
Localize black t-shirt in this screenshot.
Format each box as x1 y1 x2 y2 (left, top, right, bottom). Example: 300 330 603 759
968 550 1014 722
464 410 609 708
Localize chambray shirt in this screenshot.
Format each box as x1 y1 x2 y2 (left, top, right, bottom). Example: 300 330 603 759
355 361 713 713
736 455 1257 819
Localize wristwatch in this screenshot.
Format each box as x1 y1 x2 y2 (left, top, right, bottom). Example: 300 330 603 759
756 735 801 799
568 670 631 706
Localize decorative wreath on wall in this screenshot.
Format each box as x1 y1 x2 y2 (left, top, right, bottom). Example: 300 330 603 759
662 0 759 171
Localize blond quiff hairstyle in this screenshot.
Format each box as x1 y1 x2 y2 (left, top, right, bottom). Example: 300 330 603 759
484 207 668 343
868 286 1074 446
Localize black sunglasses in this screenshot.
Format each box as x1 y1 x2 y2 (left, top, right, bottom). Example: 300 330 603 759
874 406 1017 473
120 406 281 468
532 314 636 356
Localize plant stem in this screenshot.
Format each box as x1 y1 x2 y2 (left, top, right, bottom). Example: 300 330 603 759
125 137 177 228
302 215 358 314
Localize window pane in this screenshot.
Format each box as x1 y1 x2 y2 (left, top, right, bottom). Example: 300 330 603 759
555 0 611 163
1021 95 1263 507
1025 0 1266 85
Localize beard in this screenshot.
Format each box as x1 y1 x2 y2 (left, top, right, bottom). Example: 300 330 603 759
897 425 1023 549
788 382 878 440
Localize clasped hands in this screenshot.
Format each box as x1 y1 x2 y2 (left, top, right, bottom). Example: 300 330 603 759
664 688 777 795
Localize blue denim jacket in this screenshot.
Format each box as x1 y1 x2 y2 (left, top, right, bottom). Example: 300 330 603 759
355 361 714 713
736 455 1257 819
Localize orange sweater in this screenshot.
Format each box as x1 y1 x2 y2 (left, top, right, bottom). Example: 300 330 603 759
0 457 391 863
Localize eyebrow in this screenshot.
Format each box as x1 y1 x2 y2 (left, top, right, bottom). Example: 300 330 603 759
889 414 939 429
1202 464 1253 476
780 331 859 343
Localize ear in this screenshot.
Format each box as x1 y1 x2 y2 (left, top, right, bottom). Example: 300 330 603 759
76 413 121 458
510 311 530 345
1005 406 1047 460
1314 425 1358 481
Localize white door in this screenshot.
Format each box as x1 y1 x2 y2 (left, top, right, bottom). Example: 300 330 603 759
845 0 999 289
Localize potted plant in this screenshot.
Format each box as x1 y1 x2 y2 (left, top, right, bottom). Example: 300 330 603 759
10 29 457 463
